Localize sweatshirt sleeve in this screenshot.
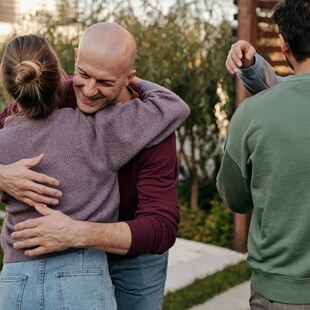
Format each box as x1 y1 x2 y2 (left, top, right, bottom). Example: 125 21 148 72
94 80 190 170
237 54 286 95
217 150 253 214
125 133 180 255
216 102 254 214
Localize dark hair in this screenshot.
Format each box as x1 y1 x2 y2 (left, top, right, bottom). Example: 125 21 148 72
0 34 67 119
273 0 310 62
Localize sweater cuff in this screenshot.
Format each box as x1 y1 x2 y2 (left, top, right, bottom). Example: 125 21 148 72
125 219 151 256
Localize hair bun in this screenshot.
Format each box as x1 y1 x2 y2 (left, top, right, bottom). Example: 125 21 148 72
15 60 42 85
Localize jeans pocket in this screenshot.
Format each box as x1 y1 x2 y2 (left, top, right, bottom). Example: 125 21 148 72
56 269 116 310
0 275 27 310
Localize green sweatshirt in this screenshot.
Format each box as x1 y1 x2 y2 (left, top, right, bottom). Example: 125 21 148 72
217 73 310 304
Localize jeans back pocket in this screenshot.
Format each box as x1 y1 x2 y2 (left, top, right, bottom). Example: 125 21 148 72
0 275 27 310
56 269 116 310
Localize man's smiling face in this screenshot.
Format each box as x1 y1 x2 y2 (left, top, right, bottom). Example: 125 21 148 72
73 48 129 114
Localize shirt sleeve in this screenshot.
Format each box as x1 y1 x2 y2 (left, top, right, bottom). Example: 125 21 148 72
125 133 180 255
216 102 254 214
217 150 253 214
237 54 286 95
94 80 190 170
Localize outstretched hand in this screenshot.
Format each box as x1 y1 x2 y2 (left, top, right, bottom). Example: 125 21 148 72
226 40 256 74
0 154 62 207
12 205 77 256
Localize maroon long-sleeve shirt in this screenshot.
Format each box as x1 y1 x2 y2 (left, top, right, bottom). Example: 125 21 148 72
0 79 180 256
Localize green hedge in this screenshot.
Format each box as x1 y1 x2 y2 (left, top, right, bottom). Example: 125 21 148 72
178 197 232 248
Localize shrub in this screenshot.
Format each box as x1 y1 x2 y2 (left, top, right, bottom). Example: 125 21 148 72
178 196 232 248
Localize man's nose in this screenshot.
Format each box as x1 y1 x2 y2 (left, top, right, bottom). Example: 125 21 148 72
83 78 98 97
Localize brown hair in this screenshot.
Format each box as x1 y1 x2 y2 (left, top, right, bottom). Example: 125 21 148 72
0 34 67 119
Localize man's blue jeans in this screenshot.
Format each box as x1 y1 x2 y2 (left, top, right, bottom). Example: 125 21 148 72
0 249 116 310
108 251 169 310
250 284 310 309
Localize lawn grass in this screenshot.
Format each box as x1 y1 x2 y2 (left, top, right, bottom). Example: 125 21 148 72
163 260 251 310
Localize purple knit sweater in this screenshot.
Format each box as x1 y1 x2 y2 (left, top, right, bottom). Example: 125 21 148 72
0 80 190 263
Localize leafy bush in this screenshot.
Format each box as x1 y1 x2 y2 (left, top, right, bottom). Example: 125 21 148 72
178 196 232 248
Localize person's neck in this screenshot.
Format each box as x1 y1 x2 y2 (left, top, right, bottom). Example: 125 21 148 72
293 58 310 75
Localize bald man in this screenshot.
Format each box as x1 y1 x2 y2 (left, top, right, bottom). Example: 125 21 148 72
0 23 182 309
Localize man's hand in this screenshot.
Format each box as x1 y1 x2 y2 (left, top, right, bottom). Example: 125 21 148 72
12 205 77 256
226 40 256 74
0 154 62 207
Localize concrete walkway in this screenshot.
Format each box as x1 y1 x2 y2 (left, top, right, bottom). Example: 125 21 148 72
166 238 250 310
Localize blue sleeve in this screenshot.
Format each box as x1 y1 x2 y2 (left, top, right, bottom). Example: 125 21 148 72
237 54 286 95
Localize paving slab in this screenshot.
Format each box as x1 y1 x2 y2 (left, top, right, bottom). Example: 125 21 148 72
189 280 251 310
165 238 246 293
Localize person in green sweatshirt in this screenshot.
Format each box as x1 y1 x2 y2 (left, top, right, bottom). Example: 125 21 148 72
217 0 310 308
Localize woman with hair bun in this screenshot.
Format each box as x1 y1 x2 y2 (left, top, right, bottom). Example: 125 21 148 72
0 34 189 309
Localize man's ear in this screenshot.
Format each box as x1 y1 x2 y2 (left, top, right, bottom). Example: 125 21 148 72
279 34 290 55
126 69 136 86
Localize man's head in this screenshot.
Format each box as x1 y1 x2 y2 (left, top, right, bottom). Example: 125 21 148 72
273 0 310 67
74 22 137 114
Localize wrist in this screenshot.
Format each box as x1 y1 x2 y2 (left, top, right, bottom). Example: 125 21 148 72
65 219 86 248
241 56 255 69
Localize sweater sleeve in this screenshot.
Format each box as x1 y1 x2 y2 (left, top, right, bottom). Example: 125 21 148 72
126 133 180 255
217 101 254 214
217 150 253 214
237 54 286 95
94 80 190 170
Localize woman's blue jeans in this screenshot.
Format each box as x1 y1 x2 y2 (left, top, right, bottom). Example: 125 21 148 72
0 249 116 310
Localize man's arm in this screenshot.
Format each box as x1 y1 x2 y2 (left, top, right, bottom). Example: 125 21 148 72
123 133 179 255
216 151 253 214
226 40 285 94
12 134 180 256
216 101 254 214
12 205 131 255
